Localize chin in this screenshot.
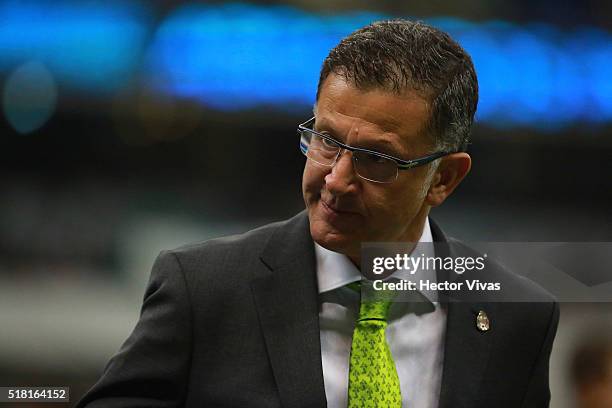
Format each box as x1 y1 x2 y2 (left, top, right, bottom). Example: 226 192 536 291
309 218 359 256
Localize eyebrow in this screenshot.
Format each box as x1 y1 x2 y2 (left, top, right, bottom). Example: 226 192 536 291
314 117 406 155
312 117 336 133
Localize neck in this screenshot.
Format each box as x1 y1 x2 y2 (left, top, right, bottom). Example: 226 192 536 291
348 211 429 271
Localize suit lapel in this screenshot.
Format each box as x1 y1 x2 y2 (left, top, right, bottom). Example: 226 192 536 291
430 219 496 408
438 301 497 407
250 212 327 408
249 215 496 407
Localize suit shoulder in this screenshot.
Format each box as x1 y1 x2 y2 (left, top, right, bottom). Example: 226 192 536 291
150 212 308 302
160 212 309 282
448 238 557 303
169 216 292 264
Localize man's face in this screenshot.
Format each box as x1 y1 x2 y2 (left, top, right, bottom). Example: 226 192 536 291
303 74 438 262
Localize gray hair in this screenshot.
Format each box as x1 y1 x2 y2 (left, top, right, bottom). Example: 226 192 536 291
316 19 478 153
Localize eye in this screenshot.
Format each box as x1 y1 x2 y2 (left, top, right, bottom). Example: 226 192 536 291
364 153 388 164
320 136 338 148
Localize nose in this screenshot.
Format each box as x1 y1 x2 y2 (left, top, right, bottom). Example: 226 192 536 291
324 149 359 195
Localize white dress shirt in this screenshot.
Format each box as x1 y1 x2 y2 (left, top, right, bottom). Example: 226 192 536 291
316 217 446 408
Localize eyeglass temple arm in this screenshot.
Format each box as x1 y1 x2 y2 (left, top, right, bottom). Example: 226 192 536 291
396 151 451 169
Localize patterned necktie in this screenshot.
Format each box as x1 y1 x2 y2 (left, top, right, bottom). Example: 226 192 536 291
348 282 402 407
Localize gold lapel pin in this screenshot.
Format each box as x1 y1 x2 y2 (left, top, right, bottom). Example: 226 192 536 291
476 310 490 332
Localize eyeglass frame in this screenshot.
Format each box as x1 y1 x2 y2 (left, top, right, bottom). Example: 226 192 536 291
297 116 454 183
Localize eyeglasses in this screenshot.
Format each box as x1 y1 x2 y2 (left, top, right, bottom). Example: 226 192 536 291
297 117 452 183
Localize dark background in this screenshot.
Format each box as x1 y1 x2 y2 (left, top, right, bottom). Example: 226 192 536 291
0 1 610 406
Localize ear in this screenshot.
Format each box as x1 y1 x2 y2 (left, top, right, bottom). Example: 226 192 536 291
425 153 471 207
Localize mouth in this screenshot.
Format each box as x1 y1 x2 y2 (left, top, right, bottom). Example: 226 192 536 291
321 199 359 217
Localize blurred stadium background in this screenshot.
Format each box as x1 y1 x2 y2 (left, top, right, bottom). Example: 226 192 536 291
0 0 611 406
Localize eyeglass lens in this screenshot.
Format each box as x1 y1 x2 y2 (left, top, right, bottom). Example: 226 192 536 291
301 131 397 183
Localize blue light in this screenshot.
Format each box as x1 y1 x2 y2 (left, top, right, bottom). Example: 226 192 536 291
579 29 612 122
3 61 57 134
0 1 610 129
143 3 384 110
144 4 612 128
0 0 151 92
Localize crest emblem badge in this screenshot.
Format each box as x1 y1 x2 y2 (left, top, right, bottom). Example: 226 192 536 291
476 310 490 332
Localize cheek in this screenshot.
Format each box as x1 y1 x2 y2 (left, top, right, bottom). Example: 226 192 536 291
368 182 424 221
302 163 326 201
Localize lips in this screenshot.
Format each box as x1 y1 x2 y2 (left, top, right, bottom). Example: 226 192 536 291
320 199 360 218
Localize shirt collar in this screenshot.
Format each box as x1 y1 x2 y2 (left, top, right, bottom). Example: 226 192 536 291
315 217 434 294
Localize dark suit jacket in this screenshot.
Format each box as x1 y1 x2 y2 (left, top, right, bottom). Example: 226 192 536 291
77 212 559 408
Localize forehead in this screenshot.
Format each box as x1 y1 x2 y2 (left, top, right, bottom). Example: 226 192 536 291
314 74 432 151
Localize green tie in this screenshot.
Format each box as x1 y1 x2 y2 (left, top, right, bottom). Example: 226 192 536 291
348 282 402 407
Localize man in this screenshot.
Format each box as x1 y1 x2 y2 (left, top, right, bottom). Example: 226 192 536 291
78 20 558 407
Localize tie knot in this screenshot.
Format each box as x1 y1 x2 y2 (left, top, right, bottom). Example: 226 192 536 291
358 299 393 321
354 281 395 322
